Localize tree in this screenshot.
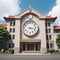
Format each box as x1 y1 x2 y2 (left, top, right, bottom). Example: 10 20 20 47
0 26 11 51
56 34 60 46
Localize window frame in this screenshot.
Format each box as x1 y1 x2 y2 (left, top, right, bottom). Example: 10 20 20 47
13 21 15 26
49 35 51 40
10 28 12 32
13 35 15 39
13 28 15 33
10 22 12 26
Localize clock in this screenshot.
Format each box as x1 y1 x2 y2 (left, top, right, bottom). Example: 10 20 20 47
28 15 33 19
23 20 38 36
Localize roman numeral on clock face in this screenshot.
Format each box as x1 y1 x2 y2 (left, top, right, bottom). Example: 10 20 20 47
23 20 38 36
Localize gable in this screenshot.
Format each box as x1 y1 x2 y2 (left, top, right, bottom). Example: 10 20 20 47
4 7 57 22
15 7 45 19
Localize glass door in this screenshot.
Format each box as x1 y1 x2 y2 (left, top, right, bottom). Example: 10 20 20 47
35 43 40 51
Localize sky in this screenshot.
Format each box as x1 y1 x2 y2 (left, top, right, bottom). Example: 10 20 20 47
0 0 60 26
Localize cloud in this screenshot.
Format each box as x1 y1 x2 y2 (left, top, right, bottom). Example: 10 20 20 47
48 0 60 26
0 0 21 24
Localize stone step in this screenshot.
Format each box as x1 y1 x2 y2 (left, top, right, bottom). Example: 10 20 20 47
22 51 41 53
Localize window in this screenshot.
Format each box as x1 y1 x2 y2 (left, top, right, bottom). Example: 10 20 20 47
49 35 51 40
23 44 26 51
8 43 11 48
10 28 15 33
50 43 53 48
12 43 14 48
13 28 15 32
9 35 12 39
13 22 15 26
10 22 12 26
46 35 48 40
54 30 55 33
54 30 60 33
45 23 47 27
56 30 59 33
48 23 50 27
58 45 60 49
47 43 49 49
35 44 40 51
13 35 15 39
46 29 48 33
49 29 51 33
10 28 12 32
10 21 15 26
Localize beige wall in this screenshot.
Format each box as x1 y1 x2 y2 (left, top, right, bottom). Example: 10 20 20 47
45 20 55 48
53 33 58 50
5 7 58 54
15 13 47 53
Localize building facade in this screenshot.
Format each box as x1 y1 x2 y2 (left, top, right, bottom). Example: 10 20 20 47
53 26 60 50
4 7 60 54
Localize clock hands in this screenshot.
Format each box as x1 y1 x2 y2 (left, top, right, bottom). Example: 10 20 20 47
29 27 35 29
23 20 38 36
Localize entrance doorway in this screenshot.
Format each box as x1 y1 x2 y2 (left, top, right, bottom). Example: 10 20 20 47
21 42 40 52
27 43 34 51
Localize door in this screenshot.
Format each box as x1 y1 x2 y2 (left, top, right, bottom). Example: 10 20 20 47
35 43 40 51
27 43 34 51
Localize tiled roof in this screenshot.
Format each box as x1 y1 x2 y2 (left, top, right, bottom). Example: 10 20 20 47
4 15 57 20
54 26 60 30
0 24 7 29
4 15 15 19
9 16 15 18
46 16 51 18
40 16 57 20
46 16 57 19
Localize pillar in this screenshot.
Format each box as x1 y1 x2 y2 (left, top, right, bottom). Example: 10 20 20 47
14 19 20 54
14 41 20 54
34 43 35 51
41 41 47 54
26 43 27 51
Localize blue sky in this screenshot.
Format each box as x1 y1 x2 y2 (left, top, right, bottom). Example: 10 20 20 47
0 0 60 25
20 0 56 14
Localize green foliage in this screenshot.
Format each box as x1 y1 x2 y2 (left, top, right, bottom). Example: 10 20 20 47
0 26 10 42
48 48 55 53
55 50 59 53
5 51 10 54
56 34 60 45
0 48 14 54
0 50 3 53
0 49 4 53
7 48 14 54
48 48 60 54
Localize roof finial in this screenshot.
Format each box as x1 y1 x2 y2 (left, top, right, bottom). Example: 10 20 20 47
29 6 32 8
29 6 32 12
29 6 32 9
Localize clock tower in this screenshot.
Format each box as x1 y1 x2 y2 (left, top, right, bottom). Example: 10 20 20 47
4 7 57 54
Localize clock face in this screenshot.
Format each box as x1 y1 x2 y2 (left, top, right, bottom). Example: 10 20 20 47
28 15 33 19
23 20 38 36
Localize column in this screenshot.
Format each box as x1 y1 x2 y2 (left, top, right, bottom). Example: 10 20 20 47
34 43 35 51
40 20 47 54
14 19 20 54
41 41 47 54
26 43 27 51
14 42 20 54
